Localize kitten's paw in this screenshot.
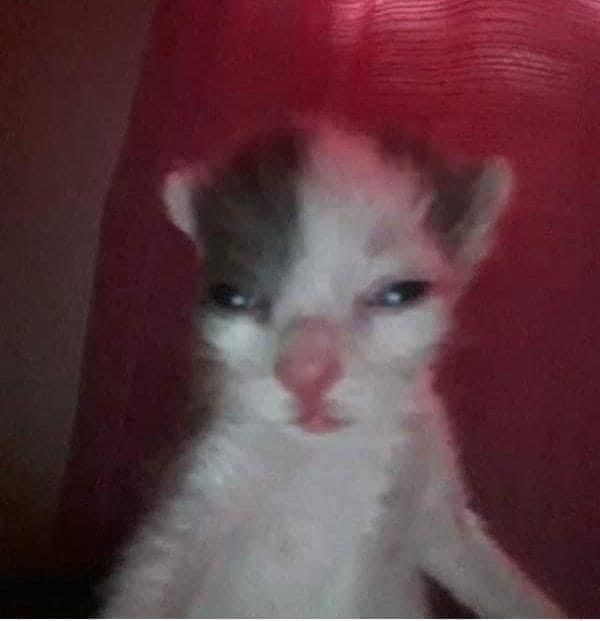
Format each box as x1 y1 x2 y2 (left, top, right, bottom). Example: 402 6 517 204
524 597 567 619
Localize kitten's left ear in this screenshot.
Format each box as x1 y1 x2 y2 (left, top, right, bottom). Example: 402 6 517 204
428 157 513 267
162 166 208 251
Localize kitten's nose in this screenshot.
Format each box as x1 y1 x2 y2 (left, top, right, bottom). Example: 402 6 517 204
275 316 343 401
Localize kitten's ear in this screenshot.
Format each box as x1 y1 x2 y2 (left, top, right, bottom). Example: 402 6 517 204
428 157 513 267
162 166 209 250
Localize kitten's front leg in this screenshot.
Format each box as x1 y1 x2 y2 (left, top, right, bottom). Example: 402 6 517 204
102 429 260 618
420 507 565 618
102 494 209 618
416 410 565 618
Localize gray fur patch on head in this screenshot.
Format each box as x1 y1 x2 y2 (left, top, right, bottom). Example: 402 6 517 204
163 121 512 315
377 128 512 264
194 128 308 307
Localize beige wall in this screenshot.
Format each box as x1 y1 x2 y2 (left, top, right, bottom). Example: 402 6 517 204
0 0 156 571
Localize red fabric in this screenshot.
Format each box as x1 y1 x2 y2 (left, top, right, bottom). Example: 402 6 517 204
59 1 600 615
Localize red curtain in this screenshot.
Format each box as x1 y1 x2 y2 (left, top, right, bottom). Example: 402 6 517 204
58 1 600 615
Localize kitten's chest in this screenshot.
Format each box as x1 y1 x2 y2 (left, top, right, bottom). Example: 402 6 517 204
194 429 423 617
258 442 392 553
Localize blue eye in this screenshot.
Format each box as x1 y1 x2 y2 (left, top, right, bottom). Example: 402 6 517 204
368 280 430 308
209 283 256 311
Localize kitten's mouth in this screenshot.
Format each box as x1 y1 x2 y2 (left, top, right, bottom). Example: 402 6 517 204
295 400 348 434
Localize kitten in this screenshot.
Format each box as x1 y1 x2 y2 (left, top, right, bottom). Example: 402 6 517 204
103 120 564 618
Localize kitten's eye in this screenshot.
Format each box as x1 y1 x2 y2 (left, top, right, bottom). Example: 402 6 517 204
208 283 257 311
367 280 430 308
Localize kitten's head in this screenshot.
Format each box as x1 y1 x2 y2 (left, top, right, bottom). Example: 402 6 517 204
164 120 512 436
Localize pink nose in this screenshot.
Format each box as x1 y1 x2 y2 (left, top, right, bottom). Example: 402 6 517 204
275 316 343 401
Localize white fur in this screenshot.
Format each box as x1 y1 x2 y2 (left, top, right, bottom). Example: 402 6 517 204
103 125 564 618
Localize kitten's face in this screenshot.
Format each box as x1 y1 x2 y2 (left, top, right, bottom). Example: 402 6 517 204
164 123 511 434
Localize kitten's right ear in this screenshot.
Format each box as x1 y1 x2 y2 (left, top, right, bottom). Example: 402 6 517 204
162 166 209 251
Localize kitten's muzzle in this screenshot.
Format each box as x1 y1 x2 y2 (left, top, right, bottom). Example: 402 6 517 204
275 316 346 433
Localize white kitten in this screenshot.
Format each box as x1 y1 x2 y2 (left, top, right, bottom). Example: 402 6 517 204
103 120 564 618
